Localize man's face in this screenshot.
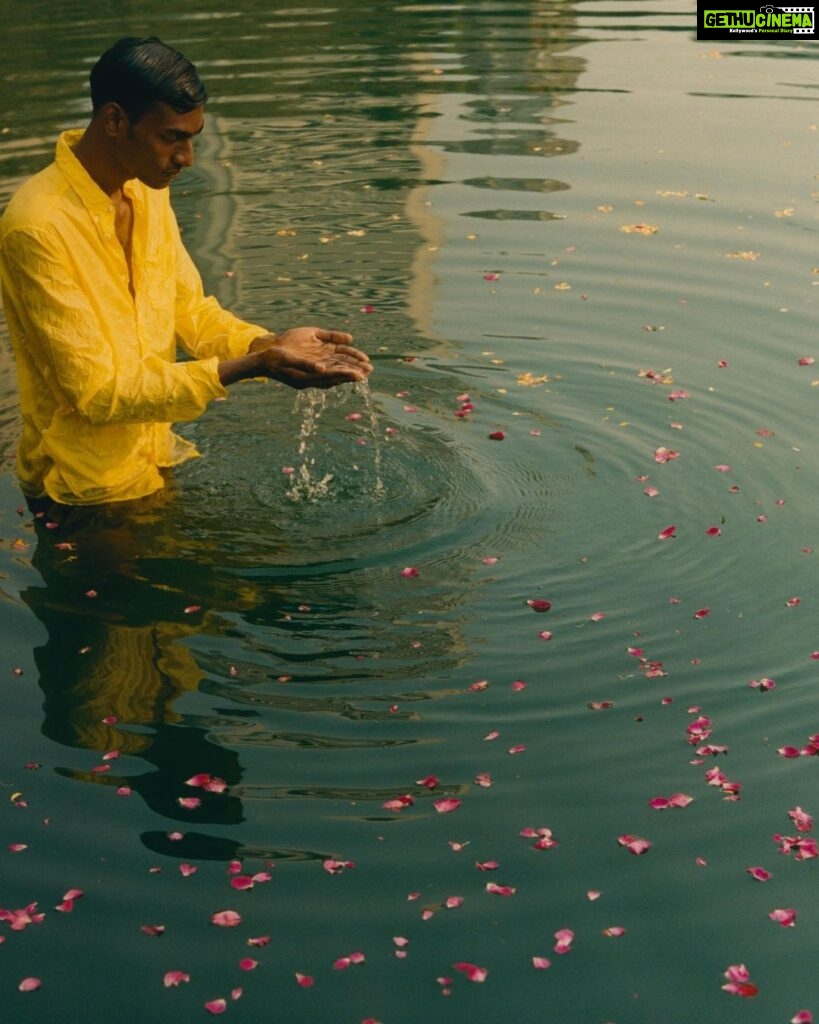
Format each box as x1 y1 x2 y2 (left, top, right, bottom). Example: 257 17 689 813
119 102 205 189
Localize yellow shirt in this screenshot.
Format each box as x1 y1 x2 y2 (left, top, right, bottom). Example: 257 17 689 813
0 130 267 505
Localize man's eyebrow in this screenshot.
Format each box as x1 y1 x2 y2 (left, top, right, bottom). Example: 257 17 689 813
166 122 205 140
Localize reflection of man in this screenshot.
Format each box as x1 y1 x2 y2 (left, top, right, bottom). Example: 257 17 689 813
0 36 372 509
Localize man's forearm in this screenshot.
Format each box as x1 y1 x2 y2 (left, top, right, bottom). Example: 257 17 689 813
217 350 267 386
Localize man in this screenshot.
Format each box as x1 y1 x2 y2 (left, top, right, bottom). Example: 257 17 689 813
0 37 372 508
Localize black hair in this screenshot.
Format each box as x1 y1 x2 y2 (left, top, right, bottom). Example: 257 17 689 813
89 37 208 122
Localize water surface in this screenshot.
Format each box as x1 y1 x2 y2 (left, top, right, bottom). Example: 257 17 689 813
2 2 819 1022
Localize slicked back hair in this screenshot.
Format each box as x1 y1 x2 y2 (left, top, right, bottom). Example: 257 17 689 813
90 37 207 123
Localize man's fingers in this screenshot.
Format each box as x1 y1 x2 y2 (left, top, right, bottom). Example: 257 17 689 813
315 329 354 346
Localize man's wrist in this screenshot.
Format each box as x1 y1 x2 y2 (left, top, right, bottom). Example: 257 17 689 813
218 349 268 386
248 333 278 353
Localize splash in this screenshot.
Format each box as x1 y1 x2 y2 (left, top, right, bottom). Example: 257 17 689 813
286 381 384 503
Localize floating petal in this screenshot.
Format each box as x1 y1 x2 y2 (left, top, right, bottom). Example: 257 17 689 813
453 962 488 982
211 910 241 928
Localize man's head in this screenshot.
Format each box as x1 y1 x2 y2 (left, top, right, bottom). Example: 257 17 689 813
85 38 207 190
90 37 207 124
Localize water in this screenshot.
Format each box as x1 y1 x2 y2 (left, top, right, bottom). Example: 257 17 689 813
2 2 819 1021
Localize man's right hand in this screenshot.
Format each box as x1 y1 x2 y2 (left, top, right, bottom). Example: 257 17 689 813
219 327 373 390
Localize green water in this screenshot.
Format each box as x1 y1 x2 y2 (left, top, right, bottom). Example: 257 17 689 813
2 2 819 1021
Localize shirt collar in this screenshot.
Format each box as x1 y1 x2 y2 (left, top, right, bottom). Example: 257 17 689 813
55 129 117 213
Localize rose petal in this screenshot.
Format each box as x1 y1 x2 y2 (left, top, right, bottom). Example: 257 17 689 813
453 962 488 982
163 971 191 987
211 910 242 928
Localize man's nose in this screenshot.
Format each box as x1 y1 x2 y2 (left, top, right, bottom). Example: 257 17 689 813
174 139 194 168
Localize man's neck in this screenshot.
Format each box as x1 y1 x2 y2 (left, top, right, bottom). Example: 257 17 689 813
72 123 127 200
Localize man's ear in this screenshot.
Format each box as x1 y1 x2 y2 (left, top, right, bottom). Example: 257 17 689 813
100 102 130 139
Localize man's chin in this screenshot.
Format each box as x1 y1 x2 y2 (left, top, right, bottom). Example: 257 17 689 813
142 173 178 190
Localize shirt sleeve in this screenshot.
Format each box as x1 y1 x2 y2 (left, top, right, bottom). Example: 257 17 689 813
0 226 229 426
173 220 270 361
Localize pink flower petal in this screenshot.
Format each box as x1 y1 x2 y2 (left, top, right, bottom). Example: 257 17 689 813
705 526 722 536
433 798 461 814
769 907 797 927
323 858 355 874
453 962 488 982
791 1012 813 1024
400 566 419 578
211 910 242 928
653 447 680 464
532 956 551 969
722 982 759 997
18 977 41 992
526 599 552 613
693 608 710 619
553 928 574 954
669 793 694 807
788 806 814 832
383 795 414 811
618 834 651 855
747 866 772 881
204 999 227 1015
485 883 516 896
163 970 191 987
658 525 677 540
724 963 751 983
488 430 506 441
603 926 626 937
295 973 314 988
538 631 553 641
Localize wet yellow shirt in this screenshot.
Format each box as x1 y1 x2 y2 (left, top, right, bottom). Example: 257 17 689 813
0 130 266 505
